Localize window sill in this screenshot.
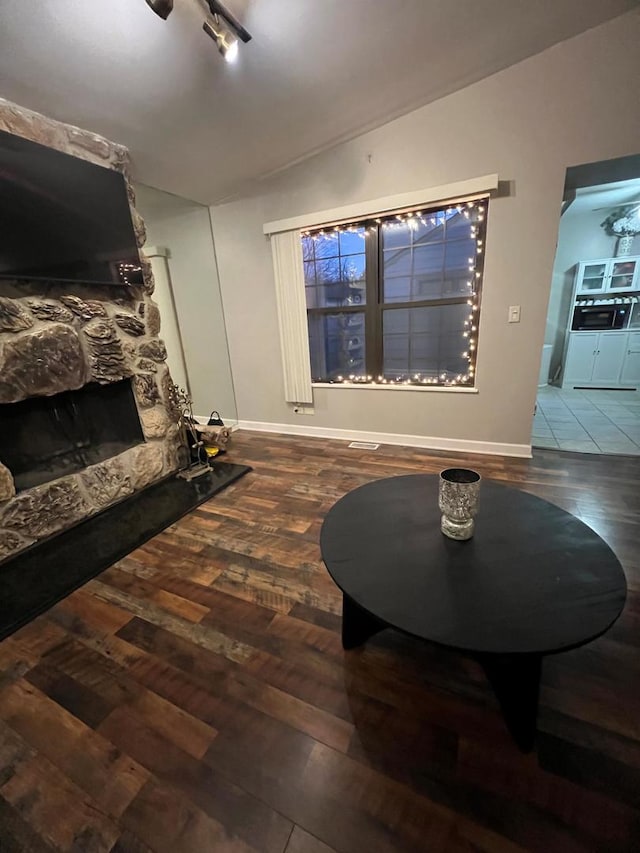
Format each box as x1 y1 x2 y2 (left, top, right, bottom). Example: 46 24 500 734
312 382 478 394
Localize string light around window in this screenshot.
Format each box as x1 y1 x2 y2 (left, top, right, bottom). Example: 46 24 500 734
302 198 487 387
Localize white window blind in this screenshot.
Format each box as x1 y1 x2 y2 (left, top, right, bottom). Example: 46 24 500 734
270 229 313 403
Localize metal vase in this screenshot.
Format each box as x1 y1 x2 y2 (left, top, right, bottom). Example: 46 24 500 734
438 468 481 540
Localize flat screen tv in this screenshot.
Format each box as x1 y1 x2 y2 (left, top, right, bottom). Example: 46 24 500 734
0 128 143 286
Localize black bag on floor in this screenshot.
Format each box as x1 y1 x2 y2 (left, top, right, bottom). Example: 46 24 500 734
207 410 224 427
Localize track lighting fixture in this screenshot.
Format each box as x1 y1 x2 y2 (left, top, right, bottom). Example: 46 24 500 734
203 18 239 63
206 0 252 45
144 0 252 61
145 0 174 19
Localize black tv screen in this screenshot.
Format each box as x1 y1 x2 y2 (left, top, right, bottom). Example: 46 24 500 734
0 129 143 286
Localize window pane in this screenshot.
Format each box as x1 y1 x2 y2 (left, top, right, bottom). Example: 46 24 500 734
314 234 339 259
383 247 412 278
384 276 411 304
412 243 445 275
301 235 315 262
384 308 409 334
382 209 478 304
382 224 412 250
443 238 475 297
339 229 366 255
420 214 448 242
444 239 474 272
308 312 366 380
303 260 316 286
304 252 366 308
445 213 472 240
315 257 342 285
343 255 366 284
382 303 470 380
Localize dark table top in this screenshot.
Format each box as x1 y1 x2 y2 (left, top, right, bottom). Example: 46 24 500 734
320 475 627 655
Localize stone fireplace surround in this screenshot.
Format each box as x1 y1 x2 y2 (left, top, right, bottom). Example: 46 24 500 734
0 98 181 564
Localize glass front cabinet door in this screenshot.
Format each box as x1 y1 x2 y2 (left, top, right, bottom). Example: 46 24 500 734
609 259 639 292
575 257 640 295
576 261 608 294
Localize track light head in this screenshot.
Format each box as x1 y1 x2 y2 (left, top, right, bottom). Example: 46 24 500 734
207 0 252 43
143 0 251 60
203 19 239 62
223 38 239 63
145 0 174 19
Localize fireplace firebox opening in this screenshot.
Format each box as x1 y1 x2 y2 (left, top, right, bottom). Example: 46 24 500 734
0 378 145 492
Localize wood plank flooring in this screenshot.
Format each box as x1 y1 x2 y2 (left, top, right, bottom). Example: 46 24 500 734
0 431 639 852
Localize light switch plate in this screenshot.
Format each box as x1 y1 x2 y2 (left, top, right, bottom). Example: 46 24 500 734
508 305 521 323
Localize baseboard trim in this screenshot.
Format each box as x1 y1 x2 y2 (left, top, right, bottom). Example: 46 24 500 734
236 420 532 459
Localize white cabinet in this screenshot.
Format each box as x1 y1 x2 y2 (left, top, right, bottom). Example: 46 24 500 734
591 334 627 383
575 256 640 296
563 333 599 386
620 332 640 386
562 256 640 388
562 332 629 388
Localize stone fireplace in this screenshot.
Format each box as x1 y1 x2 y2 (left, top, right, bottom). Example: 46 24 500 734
0 98 181 563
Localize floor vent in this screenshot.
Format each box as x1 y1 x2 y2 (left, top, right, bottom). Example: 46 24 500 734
348 441 379 450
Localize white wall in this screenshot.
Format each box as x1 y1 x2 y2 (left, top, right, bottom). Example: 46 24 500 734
210 11 640 452
135 185 237 422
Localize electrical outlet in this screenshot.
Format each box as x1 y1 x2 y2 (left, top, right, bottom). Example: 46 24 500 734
508 305 521 323
293 405 315 415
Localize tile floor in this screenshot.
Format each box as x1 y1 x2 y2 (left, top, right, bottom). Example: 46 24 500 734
533 386 640 455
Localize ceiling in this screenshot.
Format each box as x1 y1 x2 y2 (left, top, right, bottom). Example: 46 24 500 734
0 0 637 205
570 181 640 217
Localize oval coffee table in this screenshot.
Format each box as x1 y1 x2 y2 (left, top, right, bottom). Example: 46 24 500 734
320 474 626 751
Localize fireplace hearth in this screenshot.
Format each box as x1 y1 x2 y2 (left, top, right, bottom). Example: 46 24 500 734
0 462 251 641
0 378 144 492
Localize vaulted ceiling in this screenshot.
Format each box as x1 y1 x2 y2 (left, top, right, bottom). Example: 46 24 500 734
0 0 637 204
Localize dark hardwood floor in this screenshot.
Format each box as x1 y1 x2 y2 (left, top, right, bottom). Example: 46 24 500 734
0 431 638 852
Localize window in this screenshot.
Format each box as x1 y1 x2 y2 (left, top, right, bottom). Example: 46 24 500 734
302 197 487 387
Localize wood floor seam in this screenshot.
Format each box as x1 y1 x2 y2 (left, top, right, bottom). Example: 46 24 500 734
0 434 638 852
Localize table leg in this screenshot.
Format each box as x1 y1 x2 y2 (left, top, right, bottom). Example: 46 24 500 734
342 594 385 650
477 653 542 753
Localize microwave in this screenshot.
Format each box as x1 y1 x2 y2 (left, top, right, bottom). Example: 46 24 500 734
572 304 628 331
